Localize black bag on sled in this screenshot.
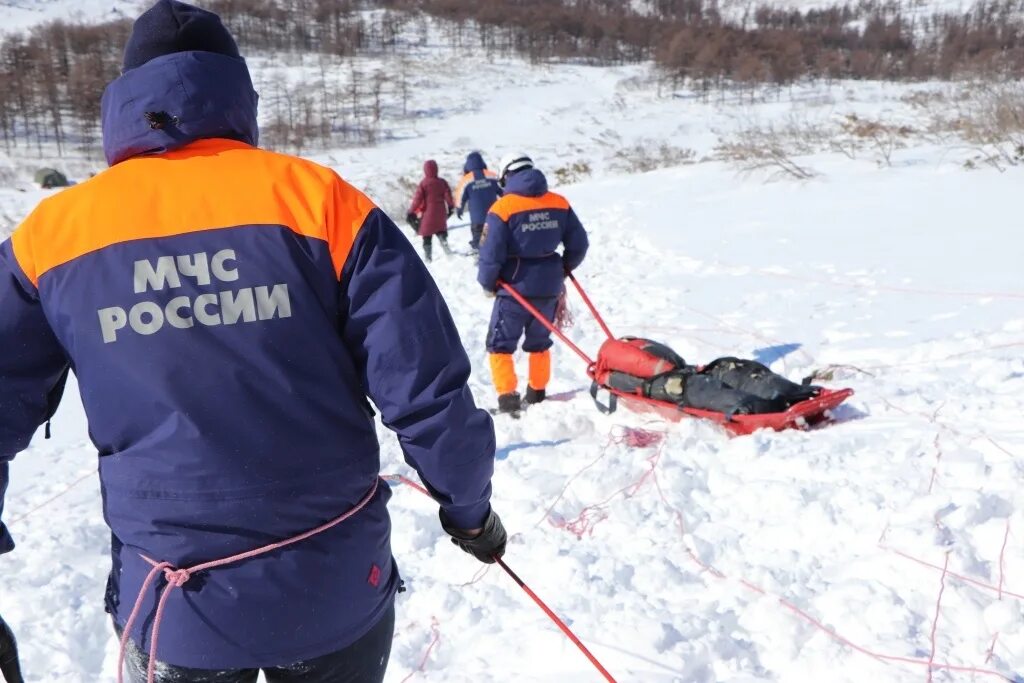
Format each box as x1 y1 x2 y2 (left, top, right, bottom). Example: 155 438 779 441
597 339 819 416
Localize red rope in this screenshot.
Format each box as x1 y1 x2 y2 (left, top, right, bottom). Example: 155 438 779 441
498 280 595 367
495 557 617 682
384 472 619 682
552 447 663 539
567 273 614 341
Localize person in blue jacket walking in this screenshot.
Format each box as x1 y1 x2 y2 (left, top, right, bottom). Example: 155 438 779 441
478 154 590 415
0 2 505 681
455 152 502 256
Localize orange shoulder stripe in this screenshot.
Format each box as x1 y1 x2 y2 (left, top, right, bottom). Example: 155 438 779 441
454 172 474 205
12 139 373 285
489 192 570 222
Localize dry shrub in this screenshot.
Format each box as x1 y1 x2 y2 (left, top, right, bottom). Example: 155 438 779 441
936 84 1024 170
378 174 420 225
834 114 915 166
714 118 825 180
609 140 696 174
551 160 593 185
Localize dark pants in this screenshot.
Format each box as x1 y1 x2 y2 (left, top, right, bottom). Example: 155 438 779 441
486 295 558 354
422 231 448 247
121 603 395 683
469 224 484 250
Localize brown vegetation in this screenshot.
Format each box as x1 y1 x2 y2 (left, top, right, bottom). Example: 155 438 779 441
4 0 1024 157
0 4 411 155
388 0 1024 84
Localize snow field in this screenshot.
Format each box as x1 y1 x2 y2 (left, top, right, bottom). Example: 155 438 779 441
0 23 1021 682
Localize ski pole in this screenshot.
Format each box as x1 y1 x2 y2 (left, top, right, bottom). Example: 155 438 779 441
498 280 595 367
494 557 617 682
383 474 618 681
567 273 615 341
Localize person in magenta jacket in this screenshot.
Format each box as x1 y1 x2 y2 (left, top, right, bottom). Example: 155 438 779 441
406 160 454 262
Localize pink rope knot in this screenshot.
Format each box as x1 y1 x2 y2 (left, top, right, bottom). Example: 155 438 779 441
163 568 192 588
115 477 380 683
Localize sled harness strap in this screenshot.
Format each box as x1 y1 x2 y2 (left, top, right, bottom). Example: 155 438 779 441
117 477 381 683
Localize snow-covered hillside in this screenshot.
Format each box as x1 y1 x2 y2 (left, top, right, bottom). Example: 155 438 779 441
1 7 1023 683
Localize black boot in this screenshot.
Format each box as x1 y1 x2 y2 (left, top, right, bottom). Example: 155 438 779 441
439 234 453 256
497 392 521 414
423 239 433 263
524 387 546 405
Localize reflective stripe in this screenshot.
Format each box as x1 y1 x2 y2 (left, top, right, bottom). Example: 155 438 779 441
528 350 551 391
454 171 474 207
11 139 377 286
489 353 518 395
489 192 570 222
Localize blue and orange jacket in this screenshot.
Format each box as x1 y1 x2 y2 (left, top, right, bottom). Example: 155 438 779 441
0 50 495 669
478 169 589 299
455 152 502 225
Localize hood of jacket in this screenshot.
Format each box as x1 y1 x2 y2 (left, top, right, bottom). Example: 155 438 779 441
101 50 259 167
423 160 439 179
504 168 548 197
463 152 486 173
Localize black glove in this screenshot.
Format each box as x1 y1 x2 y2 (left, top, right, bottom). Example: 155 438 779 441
440 508 507 564
0 616 23 683
447 206 454 218
406 212 419 229
456 208 463 220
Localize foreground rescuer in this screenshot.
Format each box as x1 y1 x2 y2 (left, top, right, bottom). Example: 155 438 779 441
0 1 505 681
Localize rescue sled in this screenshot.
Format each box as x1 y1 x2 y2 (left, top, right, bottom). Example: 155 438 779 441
498 276 853 436
588 382 854 436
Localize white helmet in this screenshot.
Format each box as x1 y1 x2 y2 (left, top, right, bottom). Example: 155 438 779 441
498 153 534 184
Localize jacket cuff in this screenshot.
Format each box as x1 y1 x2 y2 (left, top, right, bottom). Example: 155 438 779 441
441 502 491 530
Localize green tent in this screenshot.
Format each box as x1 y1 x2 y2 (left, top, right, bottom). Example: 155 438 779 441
34 168 69 189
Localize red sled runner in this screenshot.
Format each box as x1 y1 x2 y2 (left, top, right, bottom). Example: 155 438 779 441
498 276 853 436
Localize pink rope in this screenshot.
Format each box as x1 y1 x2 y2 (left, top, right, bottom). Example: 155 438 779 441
381 473 430 497
986 633 1000 664
543 427 1016 681
997 519 1010 600
985 520 1013 665
399 617 441 683
117 477 380 683
881 547 1024 601
8 470 93 526
925 553 951 682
